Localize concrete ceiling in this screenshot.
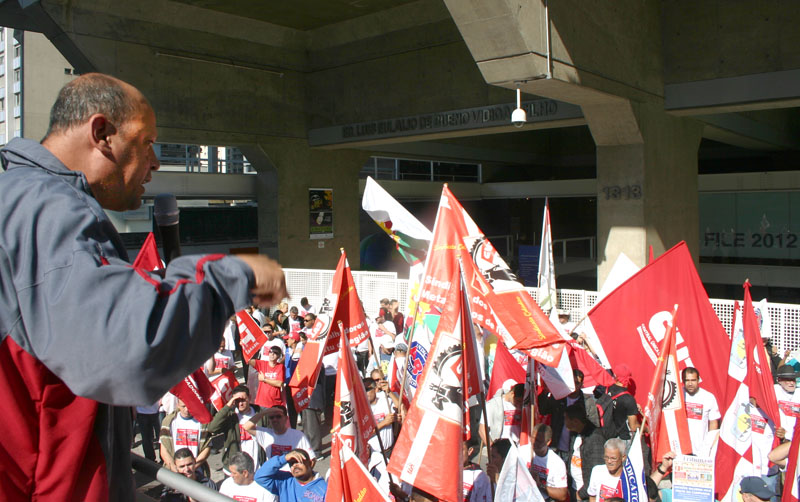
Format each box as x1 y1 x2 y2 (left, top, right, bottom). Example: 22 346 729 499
170 0 419 31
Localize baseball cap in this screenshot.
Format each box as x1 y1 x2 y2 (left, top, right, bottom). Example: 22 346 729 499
283 332 301 342
740 476 774 500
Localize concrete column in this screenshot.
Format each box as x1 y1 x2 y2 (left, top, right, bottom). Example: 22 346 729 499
593 103 704 287
238 145 280 260
243 140 370 269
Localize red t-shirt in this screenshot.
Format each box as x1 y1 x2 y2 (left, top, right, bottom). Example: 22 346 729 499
253 360 285 408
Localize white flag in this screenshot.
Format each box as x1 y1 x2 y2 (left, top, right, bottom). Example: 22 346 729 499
495 441 545 502
537 198 556 312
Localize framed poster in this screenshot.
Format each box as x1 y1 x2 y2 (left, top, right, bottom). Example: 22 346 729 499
309 188 333 239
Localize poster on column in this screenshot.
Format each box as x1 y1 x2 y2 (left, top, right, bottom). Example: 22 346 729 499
309 188 333 239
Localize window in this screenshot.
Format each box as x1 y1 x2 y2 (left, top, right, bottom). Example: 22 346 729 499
0 55 5 65
14 93 20 107
0 98 5 111
13 45 20 58
13 68 19 82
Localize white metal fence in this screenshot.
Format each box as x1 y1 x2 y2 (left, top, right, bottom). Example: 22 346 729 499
282 268 800 354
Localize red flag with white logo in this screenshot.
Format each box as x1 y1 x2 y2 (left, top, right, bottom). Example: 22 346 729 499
716 281 781 501
209 370 239 412
783 420 800 502
584 242 730 408
388 262 466 502
236 310 267 364
641 306 693 463
331 321 377 467
170 368 216 423
289 250 370 412
132 232 164 271
404 186 564 406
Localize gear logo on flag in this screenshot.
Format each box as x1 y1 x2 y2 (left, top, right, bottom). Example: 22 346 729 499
419 330 463 421
339 400 354 429
468 237 519 292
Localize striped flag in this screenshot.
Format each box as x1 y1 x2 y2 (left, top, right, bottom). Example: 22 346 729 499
537 198 557 312
620 430 648 502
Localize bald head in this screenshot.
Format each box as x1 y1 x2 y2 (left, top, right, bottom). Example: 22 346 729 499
44 73 149 140
41 73 159 212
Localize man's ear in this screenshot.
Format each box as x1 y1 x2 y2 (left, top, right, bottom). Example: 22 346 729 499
89 114 115 154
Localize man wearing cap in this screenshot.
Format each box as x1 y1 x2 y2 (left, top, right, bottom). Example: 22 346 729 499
682 367 720 457
556 309 576 338
739 476 775 502
284 330 303 428
774 365 800 441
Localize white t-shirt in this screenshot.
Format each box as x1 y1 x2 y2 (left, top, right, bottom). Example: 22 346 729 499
586 465 621 502
260 338 286 358
463 465 492 502
570 435 584 491
750 406 776 476
166 414 203 458
222 319 238 351
218 477 276 502
684 387 721 456
369 393 396 451
214 350 235 373
500 398 522 443
530 449 568 500
775 384 800 440
253 427 316 460
236 408 261 470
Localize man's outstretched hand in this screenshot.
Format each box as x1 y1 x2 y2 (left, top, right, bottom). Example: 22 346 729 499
237 254 288 307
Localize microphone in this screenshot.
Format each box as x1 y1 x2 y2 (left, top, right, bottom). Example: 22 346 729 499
153 193 181 264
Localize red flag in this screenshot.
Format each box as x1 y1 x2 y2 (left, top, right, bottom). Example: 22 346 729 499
641 306 692 463
716 281 782 501
209 370 239 411
289 250 369 412
585 242 730 408
331 322 377 467
440 186 565 360
742 281 780 426
404 186 564 407
170 368 216 423
388 262 467 502
783 420 800 502
566 341 615 389
132 232 164 271
327 432 392 502
236 310 267 364
488 341 527 399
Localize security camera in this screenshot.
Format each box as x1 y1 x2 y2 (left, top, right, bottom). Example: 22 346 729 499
511 107 527 128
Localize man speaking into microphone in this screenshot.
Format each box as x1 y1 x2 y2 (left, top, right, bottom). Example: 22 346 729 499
0 73 287 502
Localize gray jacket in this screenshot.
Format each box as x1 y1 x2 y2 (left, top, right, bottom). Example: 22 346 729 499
0 138 255 501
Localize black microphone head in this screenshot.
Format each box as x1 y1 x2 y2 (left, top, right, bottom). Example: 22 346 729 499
153 193 179 226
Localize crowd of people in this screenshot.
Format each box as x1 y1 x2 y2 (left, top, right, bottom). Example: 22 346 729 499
131 297 800 502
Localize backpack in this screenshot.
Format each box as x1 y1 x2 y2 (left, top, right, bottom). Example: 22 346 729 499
594 387 632 439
